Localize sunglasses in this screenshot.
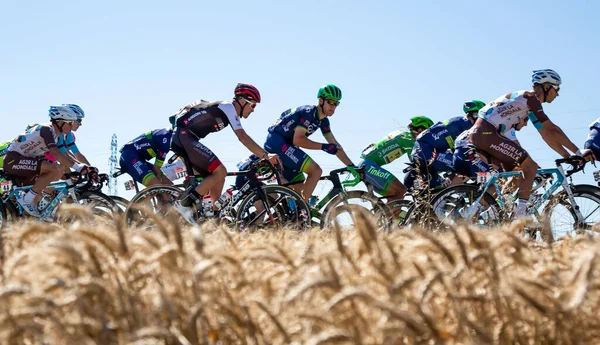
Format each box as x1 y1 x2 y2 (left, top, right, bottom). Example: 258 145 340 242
244 98 257 108
549 84 560 93
325 99 340 106
76 118 83 124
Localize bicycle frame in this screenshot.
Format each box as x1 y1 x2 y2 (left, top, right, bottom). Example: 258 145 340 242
463 161 585 223
2 180 79 220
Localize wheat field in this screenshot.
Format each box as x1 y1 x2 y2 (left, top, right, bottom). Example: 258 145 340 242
0 205 599 345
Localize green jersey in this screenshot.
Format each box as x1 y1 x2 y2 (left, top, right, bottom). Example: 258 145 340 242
0 140 10 169
360 130 415 166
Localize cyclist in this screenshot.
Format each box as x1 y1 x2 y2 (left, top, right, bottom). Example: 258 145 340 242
119 128 174 187
582 118 600 161
464 69 593 218
25 104 90 166
170 83 281 222
404 100 486 191
358 116 434 200
3 105 88 216
264 84 354 203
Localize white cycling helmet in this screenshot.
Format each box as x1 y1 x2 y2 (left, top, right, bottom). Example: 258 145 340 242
48 105 79 121
62 104 85 118
532 69 562 86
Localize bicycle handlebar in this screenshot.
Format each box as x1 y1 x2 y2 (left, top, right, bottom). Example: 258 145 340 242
555 155 586 178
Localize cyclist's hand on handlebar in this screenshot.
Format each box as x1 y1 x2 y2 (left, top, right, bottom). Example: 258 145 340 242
321 143 339 155
580 149 596 162
267 153 283 170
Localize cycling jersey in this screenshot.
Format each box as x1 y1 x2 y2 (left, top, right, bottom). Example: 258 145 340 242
170 100 238 177
415 116 473 151
121 129 173 167
267 105 331 143
584 118 600 158
7 124 59 157
0 140 11 169
478 90 549 135
174 100 243 138
4 124 60 186
24 124 80 162
360 130 414 166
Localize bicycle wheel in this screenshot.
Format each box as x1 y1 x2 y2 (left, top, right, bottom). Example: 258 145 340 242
542 184 600 240
385 199 413 229
410 184 502 231
234 185 310 231
110 195 130 213
0 201 7 230
125 186 188 228
76 191 120 218
321 190 391 232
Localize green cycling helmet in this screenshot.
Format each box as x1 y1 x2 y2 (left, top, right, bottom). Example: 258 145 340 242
463 100 486 114
409 116 434 129
317 84 342 100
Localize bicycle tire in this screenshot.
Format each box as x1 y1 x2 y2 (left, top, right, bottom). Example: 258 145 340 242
76 191 120 218
234 185 310 231
125 185 186 227
406 184 501 231
321 190 391 232
542 184 600 241
0 200 7 230
110 195 130 213
385 199 413 229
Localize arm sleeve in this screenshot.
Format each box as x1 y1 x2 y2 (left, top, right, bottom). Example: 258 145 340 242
65 132 80 154
525 93 549 128
218 103 244 131
40 127 58 149
320 118 332 135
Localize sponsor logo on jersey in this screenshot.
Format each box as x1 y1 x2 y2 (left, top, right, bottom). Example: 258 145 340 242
187 110 207 123
367 166 391 180
379 143 400 157
134 142 151 151
431 129 449 141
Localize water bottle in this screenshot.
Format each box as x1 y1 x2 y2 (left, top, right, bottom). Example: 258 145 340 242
308 196 318 208
286 198 297 212
202 195 214 217
214 189 233 209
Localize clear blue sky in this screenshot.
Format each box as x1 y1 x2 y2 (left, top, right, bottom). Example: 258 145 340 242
2 0 600 198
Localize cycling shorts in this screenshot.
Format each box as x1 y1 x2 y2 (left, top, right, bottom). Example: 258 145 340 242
171 128 222 177
263 132 308 184
452 146 490 177
469 120 529 170
359 159 398 196
3 151 48 186
119 149 156 185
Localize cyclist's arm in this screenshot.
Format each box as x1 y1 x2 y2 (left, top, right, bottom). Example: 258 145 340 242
73 152 90 165
48 146 79 169
234 129 270 159
292 127 323 150
538 120 579 158
324 132 354 166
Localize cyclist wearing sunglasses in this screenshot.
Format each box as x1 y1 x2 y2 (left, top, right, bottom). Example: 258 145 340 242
358 116 433 200
404 100 485 191
171 83 281 219
3 105 88 217
463 69 593 219
264 84 354 203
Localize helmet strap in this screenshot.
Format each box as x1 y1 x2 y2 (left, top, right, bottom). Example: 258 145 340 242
234 98 247 116
318 98 325 116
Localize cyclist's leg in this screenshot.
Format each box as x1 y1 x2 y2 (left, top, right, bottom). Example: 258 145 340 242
470 121 533 205
360 159 405 200
264 133 312 201
4 152 62 210
177 130 227 204
119 150 162 187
